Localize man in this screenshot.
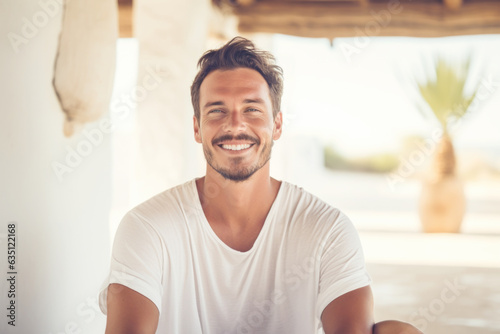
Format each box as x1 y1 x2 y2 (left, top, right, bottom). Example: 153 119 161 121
99 37 422 334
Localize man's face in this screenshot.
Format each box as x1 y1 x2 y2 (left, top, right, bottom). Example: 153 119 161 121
194 67 283 182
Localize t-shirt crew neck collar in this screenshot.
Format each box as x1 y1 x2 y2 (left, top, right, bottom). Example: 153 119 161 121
190 178 285 255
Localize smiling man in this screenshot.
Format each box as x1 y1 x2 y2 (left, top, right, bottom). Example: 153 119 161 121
99 37 422 334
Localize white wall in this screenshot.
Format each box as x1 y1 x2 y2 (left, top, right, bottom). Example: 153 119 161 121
1 1 110 332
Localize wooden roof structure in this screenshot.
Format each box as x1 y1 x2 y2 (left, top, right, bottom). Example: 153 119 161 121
118 0 133 37
119 0 500 38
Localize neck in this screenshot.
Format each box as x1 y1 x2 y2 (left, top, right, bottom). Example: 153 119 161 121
196 163 280 229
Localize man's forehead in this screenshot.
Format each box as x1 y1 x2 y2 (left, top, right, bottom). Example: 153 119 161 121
202 68 266 87
199 68 271 103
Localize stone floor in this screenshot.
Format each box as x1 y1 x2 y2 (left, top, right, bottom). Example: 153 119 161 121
308 170 500 334
368 262 500 334
355 211 500 334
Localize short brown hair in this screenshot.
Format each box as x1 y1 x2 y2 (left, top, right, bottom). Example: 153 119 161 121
191 37 284 120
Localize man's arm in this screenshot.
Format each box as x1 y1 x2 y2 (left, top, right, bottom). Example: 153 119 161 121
321 285 374 334
105 283 159 334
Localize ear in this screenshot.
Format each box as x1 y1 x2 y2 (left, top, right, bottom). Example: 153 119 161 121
272 111 283 140
193 116 202 143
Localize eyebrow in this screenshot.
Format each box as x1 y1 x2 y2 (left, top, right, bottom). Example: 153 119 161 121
203 101 225 109
243 98 265 105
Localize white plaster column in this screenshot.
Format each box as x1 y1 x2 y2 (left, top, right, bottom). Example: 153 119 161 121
133 0 211 202
0 1 114 332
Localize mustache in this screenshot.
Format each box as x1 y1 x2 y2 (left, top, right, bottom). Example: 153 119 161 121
212 133 260 146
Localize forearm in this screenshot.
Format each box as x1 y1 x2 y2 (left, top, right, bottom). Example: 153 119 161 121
326 327 373 334
324 321 374 334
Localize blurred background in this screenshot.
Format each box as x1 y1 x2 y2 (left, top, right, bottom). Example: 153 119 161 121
1 0 499 333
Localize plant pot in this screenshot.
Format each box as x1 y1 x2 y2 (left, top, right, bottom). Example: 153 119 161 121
418 175 466 233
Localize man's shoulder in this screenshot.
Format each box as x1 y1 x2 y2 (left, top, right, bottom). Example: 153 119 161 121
276 182 354 247
281 181 337 208
125 178 198 223
279 181 344 222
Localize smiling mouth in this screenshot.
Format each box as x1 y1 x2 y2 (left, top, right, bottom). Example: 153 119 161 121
219 143 254 151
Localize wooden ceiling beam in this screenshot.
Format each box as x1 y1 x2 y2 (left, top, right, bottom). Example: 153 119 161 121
232 0 500 38
443 0 463 10
118 0 133 37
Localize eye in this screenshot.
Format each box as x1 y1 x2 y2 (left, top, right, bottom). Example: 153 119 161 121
208 109 223 114
246 108 260 112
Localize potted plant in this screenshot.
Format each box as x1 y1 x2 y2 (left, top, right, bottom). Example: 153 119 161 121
415 58 479 233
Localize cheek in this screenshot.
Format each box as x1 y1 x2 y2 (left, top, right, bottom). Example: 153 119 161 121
198 123 218 142
249 116 273 130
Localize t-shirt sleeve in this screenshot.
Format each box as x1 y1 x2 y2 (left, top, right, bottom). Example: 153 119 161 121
316 211 372 317
98 211 164 315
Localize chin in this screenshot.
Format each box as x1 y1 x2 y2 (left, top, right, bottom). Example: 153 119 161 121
217 168 257 182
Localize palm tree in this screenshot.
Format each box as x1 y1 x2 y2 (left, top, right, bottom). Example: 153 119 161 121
415 58 479 233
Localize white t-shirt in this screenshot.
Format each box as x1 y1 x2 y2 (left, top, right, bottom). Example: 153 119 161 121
99 179 371 334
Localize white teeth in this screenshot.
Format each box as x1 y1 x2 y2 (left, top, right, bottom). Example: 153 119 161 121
221 144 251 151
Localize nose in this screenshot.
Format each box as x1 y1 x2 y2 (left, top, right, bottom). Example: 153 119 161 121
225 110 246 132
